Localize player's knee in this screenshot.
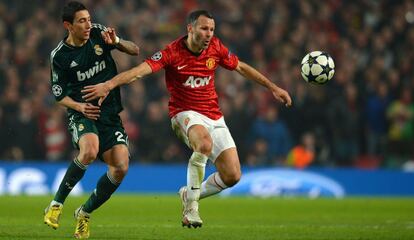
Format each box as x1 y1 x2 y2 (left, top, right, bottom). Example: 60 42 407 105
79 145 99 164
194 138 212 156
222 171 241 187
111 163 129 182
117 164 129 177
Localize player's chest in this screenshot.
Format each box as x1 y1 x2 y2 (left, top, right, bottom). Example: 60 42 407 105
67 43 108 82
167 55 218 89
68 43 106 67
171 55 218 75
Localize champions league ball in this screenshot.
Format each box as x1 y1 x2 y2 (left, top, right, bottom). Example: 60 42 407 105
301 51 335 84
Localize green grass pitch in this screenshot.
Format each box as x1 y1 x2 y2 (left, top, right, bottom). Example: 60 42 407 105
0 195 413 239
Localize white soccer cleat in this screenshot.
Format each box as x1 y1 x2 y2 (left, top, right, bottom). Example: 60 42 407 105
179 186 203 228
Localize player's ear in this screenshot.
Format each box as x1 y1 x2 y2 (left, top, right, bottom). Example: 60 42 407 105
63 21 72 32
187 23 192 34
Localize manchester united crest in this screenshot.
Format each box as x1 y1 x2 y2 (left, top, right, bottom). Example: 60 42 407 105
206 58 215 69
184 117 190 126
94 44 103 55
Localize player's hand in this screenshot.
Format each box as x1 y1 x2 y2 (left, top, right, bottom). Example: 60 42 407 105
82 82 110 106
271 86 292 107
78 103 101 120
101 27 118 45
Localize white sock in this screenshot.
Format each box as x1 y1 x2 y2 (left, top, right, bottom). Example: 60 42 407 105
50 200 63 206
79 206 90 217
200 172 228 199
186 152 208 202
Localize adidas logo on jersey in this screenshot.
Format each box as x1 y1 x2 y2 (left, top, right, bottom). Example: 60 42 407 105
76 61 106 81
183 76 212 88
70 61 78 68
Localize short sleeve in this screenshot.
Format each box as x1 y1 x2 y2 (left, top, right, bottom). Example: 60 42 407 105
91 23 116 51
217 40 239 70
50 56 69 102
145 47 172 73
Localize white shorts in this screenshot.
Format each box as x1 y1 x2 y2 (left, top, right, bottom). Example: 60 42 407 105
171 110 236 162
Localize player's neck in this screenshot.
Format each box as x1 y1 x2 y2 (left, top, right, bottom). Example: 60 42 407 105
185 37 203 54
66 34 87 47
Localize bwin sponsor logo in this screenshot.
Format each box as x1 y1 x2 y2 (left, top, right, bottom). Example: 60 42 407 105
76 61 106 81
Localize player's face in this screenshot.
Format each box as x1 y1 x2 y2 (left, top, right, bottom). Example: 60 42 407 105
192 16 215 50
68 10 92 41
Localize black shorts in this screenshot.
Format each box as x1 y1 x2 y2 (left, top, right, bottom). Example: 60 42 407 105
68 114 129 160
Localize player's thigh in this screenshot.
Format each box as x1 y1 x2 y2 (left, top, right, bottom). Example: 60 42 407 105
99 122 130 181
97 116 128 160
102 144 129 169
102 144 129 182
187 125 212 152
78 133 99 155
69 115 99 160
210 125 236 162
215 147 241 183
171 111 212 149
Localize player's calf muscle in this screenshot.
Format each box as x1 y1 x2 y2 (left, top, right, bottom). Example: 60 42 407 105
221 172 240 187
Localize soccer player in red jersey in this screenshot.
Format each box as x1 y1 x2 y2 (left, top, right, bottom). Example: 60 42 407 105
82 10 292 228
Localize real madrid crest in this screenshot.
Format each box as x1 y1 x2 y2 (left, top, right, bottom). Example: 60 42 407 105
206 58 215 69
94 45 103 55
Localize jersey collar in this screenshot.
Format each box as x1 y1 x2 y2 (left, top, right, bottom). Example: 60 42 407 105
181 35 204 57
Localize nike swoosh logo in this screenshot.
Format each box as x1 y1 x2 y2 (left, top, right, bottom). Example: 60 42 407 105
190 187 200 190
177 65 187 70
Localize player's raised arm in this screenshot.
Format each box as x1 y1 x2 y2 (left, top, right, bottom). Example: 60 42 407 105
114 37 140 55
101 27 139 55
82 61 153 105
235 61 292 107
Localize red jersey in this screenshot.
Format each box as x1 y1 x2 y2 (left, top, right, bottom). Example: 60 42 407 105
145 36 239 120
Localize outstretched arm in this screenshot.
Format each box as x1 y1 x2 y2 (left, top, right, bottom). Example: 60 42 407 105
235 61 292 107
82 61 153 105
101 27 139 55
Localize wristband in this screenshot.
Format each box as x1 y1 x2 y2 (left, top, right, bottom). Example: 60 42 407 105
115 36 120 45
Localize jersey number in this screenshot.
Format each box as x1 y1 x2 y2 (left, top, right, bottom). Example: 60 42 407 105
115 131 127 143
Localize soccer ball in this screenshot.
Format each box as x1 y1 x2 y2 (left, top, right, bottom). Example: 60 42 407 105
301 51 335 84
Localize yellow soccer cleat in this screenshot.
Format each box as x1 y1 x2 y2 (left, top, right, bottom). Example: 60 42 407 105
74 206 90 239
44 204 63 229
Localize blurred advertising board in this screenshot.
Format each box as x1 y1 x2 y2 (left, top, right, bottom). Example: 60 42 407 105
0 162 413 197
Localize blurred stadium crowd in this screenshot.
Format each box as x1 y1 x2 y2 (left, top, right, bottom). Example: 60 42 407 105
0 0 414 169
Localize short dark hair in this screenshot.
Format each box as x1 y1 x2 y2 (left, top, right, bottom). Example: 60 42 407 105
187 10 213 26
62 1 87 23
